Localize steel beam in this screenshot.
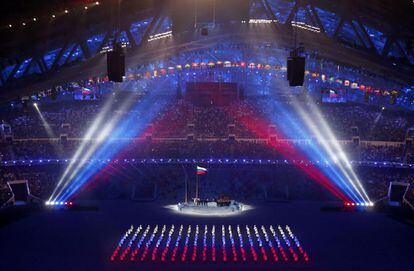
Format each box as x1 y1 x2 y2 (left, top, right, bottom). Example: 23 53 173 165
262 0 279 21
96 30 112 54
137 9 163 48
38 57 48 73
36 57 45 74
285 1 300 25
333 17 345 38
382 36 395 57
6 60 23 82
355 19 377 53
51 41 70 70
22 59 35 77
309 5 325 33
63 44 79 66
77 37 91 59
125 29 137 48
350 21 367 48
112 30 121 45
395 40 408 58
262 0 281 32
0 71 5 85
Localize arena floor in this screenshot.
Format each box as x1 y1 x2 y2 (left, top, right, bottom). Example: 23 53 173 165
1 200 413 271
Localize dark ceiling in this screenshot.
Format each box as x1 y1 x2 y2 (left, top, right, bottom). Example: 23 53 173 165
0 0 412 96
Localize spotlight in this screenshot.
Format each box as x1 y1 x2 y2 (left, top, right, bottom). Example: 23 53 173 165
52 14 56 18
45 201 50 206
84 6 88 10
96 1 100 5
8 24 12 28
22 22 26 26
293 96 371 204
33 18 37 21
64 10 69 14
33 102 38 107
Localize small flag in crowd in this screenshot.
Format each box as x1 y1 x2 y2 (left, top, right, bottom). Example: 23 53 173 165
196 166 208 175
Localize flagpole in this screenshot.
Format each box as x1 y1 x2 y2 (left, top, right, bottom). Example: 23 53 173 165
196 172 199 200
185 175 188 204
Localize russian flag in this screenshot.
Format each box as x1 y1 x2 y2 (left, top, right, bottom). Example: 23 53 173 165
196 166 207 175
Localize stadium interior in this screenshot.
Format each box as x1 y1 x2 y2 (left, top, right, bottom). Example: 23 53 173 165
1 1 414 270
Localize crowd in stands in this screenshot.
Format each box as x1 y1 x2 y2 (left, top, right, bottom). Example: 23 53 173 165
2 96 414 141
1 80 414 208
1 139 413 164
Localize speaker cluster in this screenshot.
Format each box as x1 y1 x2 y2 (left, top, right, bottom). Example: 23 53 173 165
287 48 305 87
107 43 125 83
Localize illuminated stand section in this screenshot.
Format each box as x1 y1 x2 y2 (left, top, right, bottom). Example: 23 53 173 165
110 224 309 265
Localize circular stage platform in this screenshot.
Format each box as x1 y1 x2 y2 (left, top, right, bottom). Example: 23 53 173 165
169 201 248 216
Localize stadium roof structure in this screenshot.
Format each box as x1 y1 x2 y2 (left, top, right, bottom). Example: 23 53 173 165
0 0 413 100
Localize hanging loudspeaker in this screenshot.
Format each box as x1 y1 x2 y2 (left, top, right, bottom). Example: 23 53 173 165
107 44 125 83
287 56 305 87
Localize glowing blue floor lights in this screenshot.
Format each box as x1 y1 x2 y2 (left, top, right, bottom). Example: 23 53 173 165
151 225 166 261
130 225 150 261
111 224 310 264
202 225 208 262
110 225 134 261
181 225 191 262
161 225 174 262
170 225 183 262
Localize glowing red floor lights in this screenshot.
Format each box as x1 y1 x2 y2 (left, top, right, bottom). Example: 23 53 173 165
110 224 309 265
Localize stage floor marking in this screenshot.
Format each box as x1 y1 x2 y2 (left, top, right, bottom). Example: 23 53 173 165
110 224 309 264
